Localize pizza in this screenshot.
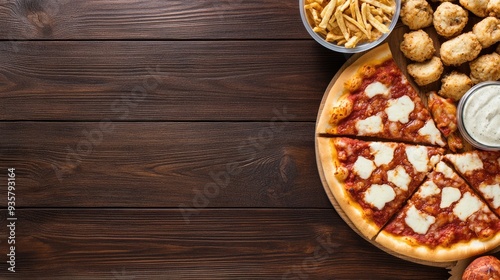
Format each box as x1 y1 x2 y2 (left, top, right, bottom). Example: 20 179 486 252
444 150 500 216
317 137 444 239
316 43 500 264
376 161 500 262
316 43 445 147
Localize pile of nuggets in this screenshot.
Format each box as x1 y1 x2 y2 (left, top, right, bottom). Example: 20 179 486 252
399 0 499 152
399 0 500 95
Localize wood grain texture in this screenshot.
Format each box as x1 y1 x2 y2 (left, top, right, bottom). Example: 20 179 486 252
0 209 450 279
0 41 345 121
0 0 469 277
0 0 308 40
0 122 332 208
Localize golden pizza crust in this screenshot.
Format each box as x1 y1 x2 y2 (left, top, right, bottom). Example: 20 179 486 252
375 230 500 262
316 43 393 135
316 137 380 239
315 41 500 265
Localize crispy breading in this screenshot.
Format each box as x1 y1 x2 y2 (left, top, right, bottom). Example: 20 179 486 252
472 17 500 48
439 71 473 101
469 52 500 84
433 2 468 38
400 0 433 30
459 0 488 17
400 30 436 62
407 56 444 86
440 32 482 66
488 0 500 17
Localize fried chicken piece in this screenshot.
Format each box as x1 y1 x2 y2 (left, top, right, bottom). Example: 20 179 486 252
407 56 444 86
433 2 468 38
469 52 500 84
400 30 436 62
460 0 489 17
400 0 434 30
488 0 500 17
472 17 500 48
439 71 473 101
440 32 482 66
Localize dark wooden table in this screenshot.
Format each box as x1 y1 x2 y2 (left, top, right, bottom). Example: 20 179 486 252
0 1 456 279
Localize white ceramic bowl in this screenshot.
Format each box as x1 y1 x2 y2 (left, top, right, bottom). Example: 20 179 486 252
457 81 500 151
299 0 400 53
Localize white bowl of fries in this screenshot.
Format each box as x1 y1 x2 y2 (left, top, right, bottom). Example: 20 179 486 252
300 0 400 53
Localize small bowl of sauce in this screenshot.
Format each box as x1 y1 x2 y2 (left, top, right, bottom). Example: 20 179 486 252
457 81 500 151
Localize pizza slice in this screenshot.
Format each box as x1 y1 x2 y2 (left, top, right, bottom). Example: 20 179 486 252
316 43 445 147
317 137 444 239
444 150 500 216
427 91 464 152
376 160 500 262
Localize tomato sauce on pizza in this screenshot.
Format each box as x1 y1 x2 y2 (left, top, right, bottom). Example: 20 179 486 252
376 161 500 261
318 137 444 239
316 43 500 264
445 150 500 216
317 44 445 147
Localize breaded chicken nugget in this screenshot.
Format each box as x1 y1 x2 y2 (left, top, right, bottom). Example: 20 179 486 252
469 52 500 84
400 30 436 62
472 17 500 48
400 0 433 30
488 0 500 17
460 0 488 17
440 32 482 66
433 3 468 38
407 56 444 86
439 71 473 101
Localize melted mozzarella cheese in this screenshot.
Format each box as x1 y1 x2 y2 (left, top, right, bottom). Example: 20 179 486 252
435 161 455 179
453 192 482 221
418 120 446 147
355 115 383 135
369 142 395 166
419 181 441 198
353 156 376 179
364 184 396 210
365 81 389 98
430 155 442 167
405 205 436 234
440 187 461 208
387 166 411 191
446 153 484 174
405 146 429 173
385 95 415 124
480 183 500 208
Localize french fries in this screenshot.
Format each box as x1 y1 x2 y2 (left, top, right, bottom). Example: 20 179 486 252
304 0 396 48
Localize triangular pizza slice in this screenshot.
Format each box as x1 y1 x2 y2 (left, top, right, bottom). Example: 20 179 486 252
444 150 500 216
376 160 500 262
317 137 444 239
317 44 445 147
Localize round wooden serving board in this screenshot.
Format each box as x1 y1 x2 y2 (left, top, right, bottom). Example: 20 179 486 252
315 23 461 268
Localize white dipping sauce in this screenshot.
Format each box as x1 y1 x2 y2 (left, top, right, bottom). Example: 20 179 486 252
462 83 500 147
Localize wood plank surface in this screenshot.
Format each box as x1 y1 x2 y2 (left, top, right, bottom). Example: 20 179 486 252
0 209 451 279
0 122 332 208
0 0 475 278
0 0 307 40
0 41 346 121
